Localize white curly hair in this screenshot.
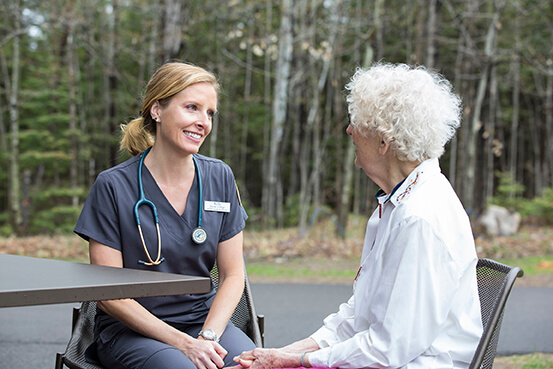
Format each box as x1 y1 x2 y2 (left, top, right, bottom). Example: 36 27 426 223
345 62 462 162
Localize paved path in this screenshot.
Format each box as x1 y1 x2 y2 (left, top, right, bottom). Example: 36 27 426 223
0 284 550 368
250 284 553 355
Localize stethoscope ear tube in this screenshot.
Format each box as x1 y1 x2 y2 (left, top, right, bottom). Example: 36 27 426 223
135 147 164 265
137 223 164 265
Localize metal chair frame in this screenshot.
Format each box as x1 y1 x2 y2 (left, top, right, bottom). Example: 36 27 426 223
55 266 264 369
469 258 523 369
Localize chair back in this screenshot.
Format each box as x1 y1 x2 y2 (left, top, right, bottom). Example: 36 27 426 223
469 258 523 369
56 267 263 369
55 301 104 369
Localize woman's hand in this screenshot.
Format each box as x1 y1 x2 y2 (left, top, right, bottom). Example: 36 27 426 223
233 348 305 369
232 338 319 369
233 348 276 369
181 337 228 369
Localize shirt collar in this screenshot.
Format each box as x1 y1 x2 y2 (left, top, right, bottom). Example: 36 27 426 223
375 179 405 204
375 158 441 205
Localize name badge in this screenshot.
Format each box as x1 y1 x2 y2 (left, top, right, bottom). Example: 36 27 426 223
204 201 231 213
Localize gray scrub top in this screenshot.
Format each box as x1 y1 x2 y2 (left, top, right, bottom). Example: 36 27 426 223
74 152 247 329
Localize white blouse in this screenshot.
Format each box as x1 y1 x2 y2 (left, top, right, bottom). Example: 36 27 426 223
309 158 483 369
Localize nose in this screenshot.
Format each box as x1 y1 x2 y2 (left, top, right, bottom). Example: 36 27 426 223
196 111 211 128
346 124 353 136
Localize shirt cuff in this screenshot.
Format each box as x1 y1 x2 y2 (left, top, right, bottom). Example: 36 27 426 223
310 326 339 349
307 347 331 368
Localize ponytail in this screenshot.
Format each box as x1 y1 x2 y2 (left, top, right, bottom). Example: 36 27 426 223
120 116 155 156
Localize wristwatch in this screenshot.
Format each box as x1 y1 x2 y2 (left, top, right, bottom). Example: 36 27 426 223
198 329 219 343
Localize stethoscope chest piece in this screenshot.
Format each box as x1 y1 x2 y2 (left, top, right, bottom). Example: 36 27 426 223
192 226 207 244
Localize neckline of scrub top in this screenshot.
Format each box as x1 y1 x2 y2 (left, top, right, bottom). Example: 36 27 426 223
140 157 199 236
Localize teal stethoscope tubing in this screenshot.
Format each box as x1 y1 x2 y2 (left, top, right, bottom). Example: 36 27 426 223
134 146 206 266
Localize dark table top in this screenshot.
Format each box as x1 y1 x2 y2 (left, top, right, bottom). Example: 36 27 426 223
0 253 211 307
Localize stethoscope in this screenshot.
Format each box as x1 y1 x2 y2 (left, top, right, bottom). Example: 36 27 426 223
134 146 207 266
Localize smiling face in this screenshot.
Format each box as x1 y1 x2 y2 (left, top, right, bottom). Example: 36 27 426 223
150 82 218 157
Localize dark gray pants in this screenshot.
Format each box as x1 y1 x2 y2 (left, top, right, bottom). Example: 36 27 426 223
94 321 255 369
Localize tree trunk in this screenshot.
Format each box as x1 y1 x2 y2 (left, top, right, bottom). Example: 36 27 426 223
263 0 293 224
299 0 342 231
414 0 425 64
148 0 161 75
67 12 79 207
464 0 505 211
542 25 553 190
296 0 310 230
261 0 273 226
425 0 437 68
6 0 22 233
238 12 254 186
545 69 553 190
485 63 498 201
336 0 363 232
104 0 119 166
374 0 385 61
509 12 521 196
162 0 184 60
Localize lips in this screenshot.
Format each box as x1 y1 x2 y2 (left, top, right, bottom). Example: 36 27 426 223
184 131 202 140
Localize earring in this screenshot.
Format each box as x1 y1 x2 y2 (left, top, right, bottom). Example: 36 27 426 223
153 117 160 122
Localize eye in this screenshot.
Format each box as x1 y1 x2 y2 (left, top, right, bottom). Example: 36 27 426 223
186 104 198 111
207 110 216 119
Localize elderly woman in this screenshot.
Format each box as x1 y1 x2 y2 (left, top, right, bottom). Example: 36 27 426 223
234 63 483 369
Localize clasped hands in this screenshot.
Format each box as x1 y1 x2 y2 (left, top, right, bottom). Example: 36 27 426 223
229 348 305 369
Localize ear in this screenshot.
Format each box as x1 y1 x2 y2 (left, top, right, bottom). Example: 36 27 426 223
150 101 160 121
379 138 392 156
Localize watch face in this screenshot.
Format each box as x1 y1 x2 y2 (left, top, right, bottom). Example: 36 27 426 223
200 329 218 342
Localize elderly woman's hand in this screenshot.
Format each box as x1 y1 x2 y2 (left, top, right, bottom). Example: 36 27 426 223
232 348 304 369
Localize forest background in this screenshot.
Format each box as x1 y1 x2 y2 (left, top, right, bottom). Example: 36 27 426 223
1 0 553 243
2 2 553 366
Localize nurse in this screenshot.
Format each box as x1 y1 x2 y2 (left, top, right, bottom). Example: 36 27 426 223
74 61 255 369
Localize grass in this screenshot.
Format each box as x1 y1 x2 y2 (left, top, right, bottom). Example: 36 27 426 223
494 353 553 368
246 257 359 283
244 255 553 283
498 256 553 276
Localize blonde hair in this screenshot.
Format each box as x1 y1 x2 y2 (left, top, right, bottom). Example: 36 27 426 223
346 63 462 162
120 62 219 156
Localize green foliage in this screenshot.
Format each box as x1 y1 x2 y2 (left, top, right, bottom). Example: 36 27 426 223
489 171 526 212
490 172 553 225
282 194 302 227
519 188 553 225
30 206 83 234
0 213 12 237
